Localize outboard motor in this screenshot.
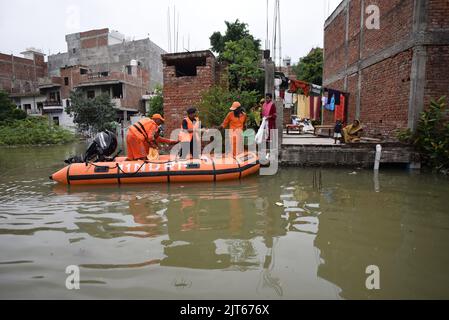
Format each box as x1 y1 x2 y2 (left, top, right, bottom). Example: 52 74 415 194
65 130 119 164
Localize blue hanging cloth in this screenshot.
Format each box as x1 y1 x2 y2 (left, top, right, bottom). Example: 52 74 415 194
325 94 336 111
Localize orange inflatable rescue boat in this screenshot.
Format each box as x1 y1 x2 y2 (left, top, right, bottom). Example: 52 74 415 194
50 153 260 185
50 131 260 185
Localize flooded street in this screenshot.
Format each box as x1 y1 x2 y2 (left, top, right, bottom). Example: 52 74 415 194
1 143 449 300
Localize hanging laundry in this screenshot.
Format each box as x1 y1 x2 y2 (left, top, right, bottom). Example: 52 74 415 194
334 94 346 122
325 94 336 112
296 94 310 119
284 92 294 109
321 96 328 107
309 96 315 120
280 89 285 100
311 84 322 96
327 89 341 105
289 80 311 97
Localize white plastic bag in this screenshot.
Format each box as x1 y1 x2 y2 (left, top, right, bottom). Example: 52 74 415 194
255 117 269 144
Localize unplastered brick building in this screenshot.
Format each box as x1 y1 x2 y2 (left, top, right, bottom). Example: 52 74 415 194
38 63 150 129
0 49 48 114
162 50 227 137
48 28 165 90
323 0 449 137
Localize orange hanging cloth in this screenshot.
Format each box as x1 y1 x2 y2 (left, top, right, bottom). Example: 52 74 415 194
334 94 346 123
288 80 311 97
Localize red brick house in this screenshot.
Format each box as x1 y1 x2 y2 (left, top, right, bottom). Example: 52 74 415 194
323 0 449 138
162 50 227 136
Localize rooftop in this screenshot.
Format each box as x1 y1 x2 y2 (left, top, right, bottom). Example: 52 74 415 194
161 50 215 61
324 0 347 29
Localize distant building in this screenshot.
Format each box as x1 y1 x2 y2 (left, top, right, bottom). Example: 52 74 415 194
38 62 150 130
0 49 47 115
0 28 164 131
48 28 166 90
323 0 449 137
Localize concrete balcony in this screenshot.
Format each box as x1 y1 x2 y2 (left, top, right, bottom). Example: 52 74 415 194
42 100 63 113
43 100 62 107
38 77 62 90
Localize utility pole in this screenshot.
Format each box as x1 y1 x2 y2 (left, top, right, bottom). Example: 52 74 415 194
277 0 282 68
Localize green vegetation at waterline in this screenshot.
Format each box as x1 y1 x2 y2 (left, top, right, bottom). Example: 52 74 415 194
0 90 27 122
0 117 75 146
397 96 449 174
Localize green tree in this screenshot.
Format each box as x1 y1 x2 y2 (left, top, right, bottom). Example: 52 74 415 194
198 86 260 128
397 96 449 173
66 90 117 134
147 85 164 117
292 48 323 85
203 20 263 130
210 20 261 57
0 90 26 123
222 38 264 92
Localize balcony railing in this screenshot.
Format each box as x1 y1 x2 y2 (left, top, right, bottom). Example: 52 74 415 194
87 72 110 80
43 100 62 107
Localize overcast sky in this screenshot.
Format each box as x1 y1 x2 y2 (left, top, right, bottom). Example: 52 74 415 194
0 0 341 64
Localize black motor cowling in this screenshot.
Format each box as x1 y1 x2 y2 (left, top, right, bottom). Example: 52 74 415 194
65 130 118 164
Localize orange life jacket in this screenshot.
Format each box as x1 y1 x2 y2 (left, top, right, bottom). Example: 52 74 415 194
128 118 158 142
179 117 200 142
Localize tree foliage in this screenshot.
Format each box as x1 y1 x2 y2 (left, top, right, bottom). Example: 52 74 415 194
0 90 26 123
0 117 74 146
198 86 260 128
147 85 164 117
397 97 449 174
292 48 323 85
222 38 264 92
210 20 264 93
66 90 117 134
203 20 263 131
210 20 261 57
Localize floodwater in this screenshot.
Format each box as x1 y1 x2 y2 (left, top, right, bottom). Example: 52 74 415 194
0 142 449 300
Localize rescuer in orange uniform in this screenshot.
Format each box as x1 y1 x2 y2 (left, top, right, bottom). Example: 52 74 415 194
219 102 247 157
178 107 204 159
126 114 177 161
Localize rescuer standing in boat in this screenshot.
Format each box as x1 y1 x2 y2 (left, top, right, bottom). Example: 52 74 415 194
179 107 204 159
126 114 177 161
218 102 247 157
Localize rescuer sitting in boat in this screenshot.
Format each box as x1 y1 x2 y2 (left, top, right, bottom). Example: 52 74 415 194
126 114 178 161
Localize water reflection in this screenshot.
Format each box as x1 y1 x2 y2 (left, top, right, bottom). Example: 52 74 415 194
52 179 289 273
1 143 449 299
312 170 449 299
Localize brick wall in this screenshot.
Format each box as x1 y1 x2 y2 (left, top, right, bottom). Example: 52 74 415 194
80 28 109 49
0 52 47 95
428 0 449 30
361 0 414 59
162 52 219 137
424 46 449 107
347 73 358 122
360 49 412 137
323 0 449 139
324 12 346 80
347 0 361 66
425 0 449 106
